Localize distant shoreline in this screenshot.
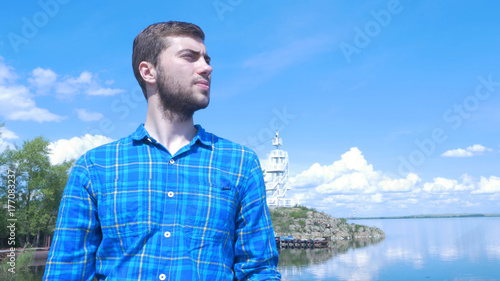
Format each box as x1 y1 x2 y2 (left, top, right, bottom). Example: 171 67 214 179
348 213 500 220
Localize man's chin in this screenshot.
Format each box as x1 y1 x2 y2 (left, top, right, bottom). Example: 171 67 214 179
195 92 210 108
196 100 209 111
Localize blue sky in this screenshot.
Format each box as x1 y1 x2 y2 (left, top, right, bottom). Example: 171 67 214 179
1 1 499 217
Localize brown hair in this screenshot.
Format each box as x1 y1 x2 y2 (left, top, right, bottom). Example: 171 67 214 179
132 21 205 99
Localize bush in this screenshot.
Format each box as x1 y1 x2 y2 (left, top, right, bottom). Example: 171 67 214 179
289 210 308 219
298 220 306 228
0 247 36 281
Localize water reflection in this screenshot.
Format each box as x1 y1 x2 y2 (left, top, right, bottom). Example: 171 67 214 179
278 237 385 281
279 238 385 268
279 217 500 281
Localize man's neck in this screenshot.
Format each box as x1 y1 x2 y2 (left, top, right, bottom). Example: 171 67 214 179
144 98 198 156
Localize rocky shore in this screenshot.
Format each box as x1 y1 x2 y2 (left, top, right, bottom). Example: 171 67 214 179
269 206 385 246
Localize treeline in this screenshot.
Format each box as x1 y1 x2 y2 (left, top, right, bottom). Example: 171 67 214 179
0 124 73 249
350 213 500 220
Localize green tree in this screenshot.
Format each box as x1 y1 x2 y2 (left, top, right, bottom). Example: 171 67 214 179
38 160 73 245
0 135 72 248
0 123 9 248
14 137 51 246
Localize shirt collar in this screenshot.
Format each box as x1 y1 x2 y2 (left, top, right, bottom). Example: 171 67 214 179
131 123 212 147
193 124 212 147
130 123 150 141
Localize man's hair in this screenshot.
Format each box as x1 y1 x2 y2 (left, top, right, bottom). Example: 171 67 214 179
132 21 205 99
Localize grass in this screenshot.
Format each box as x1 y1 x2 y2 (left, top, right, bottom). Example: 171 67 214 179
270 205 322 234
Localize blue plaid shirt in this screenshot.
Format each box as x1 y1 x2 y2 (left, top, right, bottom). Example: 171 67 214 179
44 124 280 280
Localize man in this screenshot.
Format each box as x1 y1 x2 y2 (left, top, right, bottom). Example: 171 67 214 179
44 21 281 280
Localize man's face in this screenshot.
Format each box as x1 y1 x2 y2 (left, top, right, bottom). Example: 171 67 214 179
155 36 212 121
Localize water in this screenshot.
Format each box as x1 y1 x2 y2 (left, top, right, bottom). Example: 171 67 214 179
278 217 500 281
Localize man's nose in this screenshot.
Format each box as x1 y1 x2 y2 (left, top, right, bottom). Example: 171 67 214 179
198 58 212 77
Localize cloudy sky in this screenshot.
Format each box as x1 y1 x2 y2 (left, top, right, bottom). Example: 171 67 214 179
1 1 499 217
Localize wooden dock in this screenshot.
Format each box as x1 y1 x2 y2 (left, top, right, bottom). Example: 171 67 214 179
275 237 329 249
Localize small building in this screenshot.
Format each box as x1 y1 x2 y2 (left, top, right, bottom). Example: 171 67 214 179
264 130 299 207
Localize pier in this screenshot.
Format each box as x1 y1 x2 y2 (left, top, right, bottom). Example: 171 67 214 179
275 237 329 249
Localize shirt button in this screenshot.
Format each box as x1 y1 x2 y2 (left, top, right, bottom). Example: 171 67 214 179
169 159 175 164
159 273 166 280
164 231 171 238
167 191 174 198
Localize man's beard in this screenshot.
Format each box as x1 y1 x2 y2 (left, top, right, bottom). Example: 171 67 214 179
156 67 209 122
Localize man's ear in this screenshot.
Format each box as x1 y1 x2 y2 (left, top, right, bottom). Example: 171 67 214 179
139 61 157 85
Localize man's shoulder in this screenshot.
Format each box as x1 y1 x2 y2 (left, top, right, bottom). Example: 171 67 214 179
205 130 259 161
75 134 134 165
206 130 254 152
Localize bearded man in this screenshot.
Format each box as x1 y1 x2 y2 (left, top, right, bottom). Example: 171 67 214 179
44 21 281 281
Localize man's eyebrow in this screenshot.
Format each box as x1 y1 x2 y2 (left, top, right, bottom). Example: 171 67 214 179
177 49 211 63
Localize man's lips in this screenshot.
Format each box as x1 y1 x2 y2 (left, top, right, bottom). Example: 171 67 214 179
195 80 210 90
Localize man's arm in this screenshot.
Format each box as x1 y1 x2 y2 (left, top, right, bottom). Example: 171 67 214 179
233 152 281 281
43 155 101 281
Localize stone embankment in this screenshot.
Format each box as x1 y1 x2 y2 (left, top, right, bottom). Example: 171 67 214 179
269 206 385 245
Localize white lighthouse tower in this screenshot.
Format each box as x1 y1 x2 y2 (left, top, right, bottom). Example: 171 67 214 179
264 130 299 207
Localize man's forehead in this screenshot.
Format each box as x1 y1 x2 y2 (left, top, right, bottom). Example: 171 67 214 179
164 36 207 53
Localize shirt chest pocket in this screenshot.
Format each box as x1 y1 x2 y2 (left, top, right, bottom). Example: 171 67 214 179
99 181 158 239
180 184 237 242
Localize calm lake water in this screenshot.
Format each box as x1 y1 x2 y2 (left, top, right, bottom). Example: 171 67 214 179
278 217 500 281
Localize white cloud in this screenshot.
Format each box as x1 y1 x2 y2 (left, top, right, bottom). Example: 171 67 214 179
290 147 421 194
48 134 115 165
0 127 19 140
467 144 492 152
8 107 66 123
378 173 421 192
0 60 65 123
24 67 124 99
0 126 18 153
0 83 65 123
441 144 493 157
423 175 475 193
0 60 123 123
0 57 18 84
371 193 384 203
75 108 104 122
472 176 500 194
0 126 17 153
28 67 58 94
87 88 125 96
0 139 15 153
282 147 499 217
52 71 124 98
54 71 92 95
441 148 473 157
